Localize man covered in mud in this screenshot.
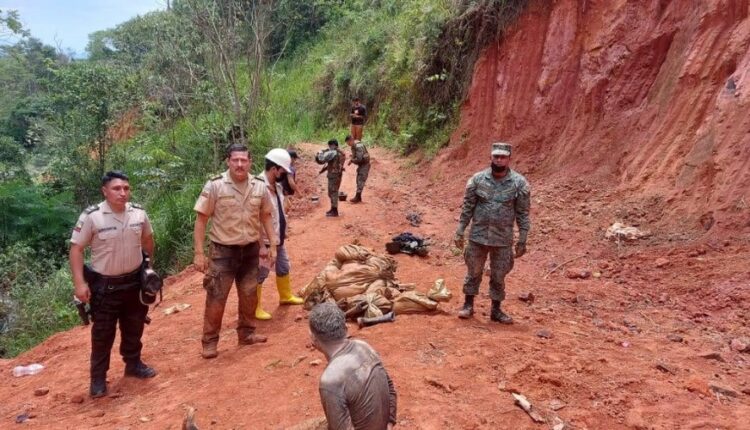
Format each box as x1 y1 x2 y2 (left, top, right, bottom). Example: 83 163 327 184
193 143 277 359
454 142 531 324
309 302 397 430
315 139 346 217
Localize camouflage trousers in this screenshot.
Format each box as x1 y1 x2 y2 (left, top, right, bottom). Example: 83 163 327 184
328 174 342 208
462 240 514 302
201 241 260 347
355 163 370 193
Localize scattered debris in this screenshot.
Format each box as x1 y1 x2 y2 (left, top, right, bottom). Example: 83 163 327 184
140 416 151 423
548 398 566 411
667 334 683 343
163 303 191 315
655 257 670 268
730 337 750 353
424 376 453 393
16 413 29 423
518 292 535 304
709 383 739 398
294 315 303 322
70 395 85 404
385 232 429 256
656 363 677 374
605 222 650 241
544 255 586 279
183 406 199 430
264 359 283 369
565 268 592 279
511 393 546 423
292 356 307 367
406 211 422 227
33 387 49 396
309 359 323 367
698 351 724 362
536 329 553 339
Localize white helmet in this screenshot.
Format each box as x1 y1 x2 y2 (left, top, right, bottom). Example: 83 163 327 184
265 148 292 173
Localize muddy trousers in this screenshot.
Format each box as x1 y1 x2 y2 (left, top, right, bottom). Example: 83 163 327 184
202 241 260 348
355 163 370 194
90 284 148 379
328 174 342 209
462 241 514 302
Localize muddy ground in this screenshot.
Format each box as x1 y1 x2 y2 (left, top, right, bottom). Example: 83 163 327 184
1 144 749 429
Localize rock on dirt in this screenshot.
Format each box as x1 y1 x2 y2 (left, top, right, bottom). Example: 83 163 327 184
655 257 670 268
34 387 49 396
667 334 684 343
565 268 592 279
536 329 553 339
709 383 739 398
309 359 322 367
656 362 677 374
518 292 535 303
698 351 725 362
70 395 85 404
730 337 750 353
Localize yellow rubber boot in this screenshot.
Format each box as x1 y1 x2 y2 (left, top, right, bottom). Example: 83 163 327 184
277 275 303 305
255 285 272 320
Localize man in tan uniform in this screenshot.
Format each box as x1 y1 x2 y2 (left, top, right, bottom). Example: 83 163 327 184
310 302 397 429
193 143 277 359
69 171 157 398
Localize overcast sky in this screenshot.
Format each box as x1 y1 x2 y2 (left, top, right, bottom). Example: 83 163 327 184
1 0 166 56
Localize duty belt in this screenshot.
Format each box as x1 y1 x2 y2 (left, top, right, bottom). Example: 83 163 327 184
101 268 141 287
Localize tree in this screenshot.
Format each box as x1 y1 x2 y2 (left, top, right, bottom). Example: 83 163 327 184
0 9 28 41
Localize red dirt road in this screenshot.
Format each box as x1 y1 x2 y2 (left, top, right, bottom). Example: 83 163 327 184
1 144 749 429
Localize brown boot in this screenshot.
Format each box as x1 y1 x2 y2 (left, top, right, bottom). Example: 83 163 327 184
239 333 268 345
201 343 218 359
457 295 475 319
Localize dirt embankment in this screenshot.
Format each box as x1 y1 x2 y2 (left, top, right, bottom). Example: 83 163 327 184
436 0 750 235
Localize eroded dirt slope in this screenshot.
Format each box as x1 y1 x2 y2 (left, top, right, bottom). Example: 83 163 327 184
437 0 750 234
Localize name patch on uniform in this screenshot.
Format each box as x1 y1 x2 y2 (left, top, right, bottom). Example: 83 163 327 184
129 222 144 228
218 195 234 200
73 220 84 233
97 226 117 233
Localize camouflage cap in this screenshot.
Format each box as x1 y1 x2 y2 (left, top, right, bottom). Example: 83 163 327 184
491 142 512 156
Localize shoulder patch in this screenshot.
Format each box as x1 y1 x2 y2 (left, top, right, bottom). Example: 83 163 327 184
210 174 223 181
254 174 265 181
84 204 100 214
130 203 143 210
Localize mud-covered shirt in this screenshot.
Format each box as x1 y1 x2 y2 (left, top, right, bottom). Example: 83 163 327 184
194 170 273 245
319 339 397 430
350 142 370 166
456 168 531 247
70 201 152 276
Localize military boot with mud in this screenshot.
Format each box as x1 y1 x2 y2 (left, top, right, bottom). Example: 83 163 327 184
201 343 218 359
125 361 157 378
457 295 475 319
90 377 107 398
350 192 362 203
490 300 513 324
325 207 339 217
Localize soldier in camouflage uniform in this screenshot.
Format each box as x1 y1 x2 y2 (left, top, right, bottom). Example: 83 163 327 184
316 139 346 217
454 142 531 324
345 135 370 203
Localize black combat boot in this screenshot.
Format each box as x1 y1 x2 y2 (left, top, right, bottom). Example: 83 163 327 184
90 376 108 398
124 361 157 378
350 192 362 203
490 300 513 324
326 207 339 217
457 295 475 319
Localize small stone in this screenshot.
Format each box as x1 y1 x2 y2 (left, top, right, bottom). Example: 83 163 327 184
518 292 535 303
667 334 683 343
27 413 37 419
565 268 591 279
656 362 676 374
742 388 750 396
15 413 29 424
655 257 670 268
549 398 566 410
730 337 750 353
34 387 50 396
698 351 724 362
592 271 601 278
71 395 85 404
139 416 151 423
294 315 303 322
709 383 739 397
91 410 106 418
685 376 710 396
309 359 323 366
621 341 630 348
536 329 553 339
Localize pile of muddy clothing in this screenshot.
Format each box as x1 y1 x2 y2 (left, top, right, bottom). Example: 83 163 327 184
385 232 429 257
301 244 451 319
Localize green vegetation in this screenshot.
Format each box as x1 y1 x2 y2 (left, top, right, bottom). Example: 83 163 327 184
0 0 527 356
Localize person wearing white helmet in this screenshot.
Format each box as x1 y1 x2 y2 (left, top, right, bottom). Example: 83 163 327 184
255 148 304 320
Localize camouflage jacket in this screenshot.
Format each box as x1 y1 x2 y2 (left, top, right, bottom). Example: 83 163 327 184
317 148 346 178
350 142 370 166
456 168 531 247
